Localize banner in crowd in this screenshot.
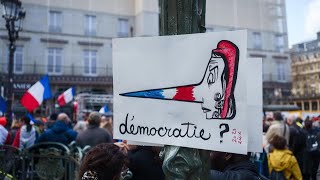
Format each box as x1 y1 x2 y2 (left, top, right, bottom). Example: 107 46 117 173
113 30 256 154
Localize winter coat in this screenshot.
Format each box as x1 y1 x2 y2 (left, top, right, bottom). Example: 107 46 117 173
268 149 302 180
265 120 290 145
210 160 262 180
128 146 165 180
76 125 112 148
36 121 77 145
12 125 37 149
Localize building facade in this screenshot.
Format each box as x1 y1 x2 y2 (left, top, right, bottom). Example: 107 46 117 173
0 0 159 114
0 0 291 115
291 32 320 111
206 0 291 105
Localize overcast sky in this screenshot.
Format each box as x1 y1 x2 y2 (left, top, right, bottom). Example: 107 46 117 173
286 0 320 47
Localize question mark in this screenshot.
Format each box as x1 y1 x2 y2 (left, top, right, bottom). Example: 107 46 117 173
219 123 229 143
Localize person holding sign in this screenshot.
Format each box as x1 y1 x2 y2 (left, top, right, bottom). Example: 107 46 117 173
210 151 263 180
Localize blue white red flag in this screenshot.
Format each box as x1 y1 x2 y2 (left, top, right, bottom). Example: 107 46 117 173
20 75 52 112
57 87 75 106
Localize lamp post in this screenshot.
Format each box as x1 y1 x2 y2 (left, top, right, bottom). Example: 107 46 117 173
1 0 25 128
159 1 210 179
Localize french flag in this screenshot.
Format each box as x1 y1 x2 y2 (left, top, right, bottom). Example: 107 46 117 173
57 87 75 106
0 96 6 116
20 75 52 112
99 105 109 114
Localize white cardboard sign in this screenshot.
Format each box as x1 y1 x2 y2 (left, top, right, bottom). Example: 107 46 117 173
127 58 263 153
113 31 249 154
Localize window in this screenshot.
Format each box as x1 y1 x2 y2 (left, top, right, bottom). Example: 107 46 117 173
48 48 62 74
14 46 23 73
276 7 282 16
83 50 97 75
253 32 262 49
118 19 129 37
275 35 284 52
276 19 283 33
49 11 62 33
85 15 97 36
277 62 286 81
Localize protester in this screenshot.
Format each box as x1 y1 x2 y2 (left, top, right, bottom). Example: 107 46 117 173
128 146 165 180
0 117 10 145
268 135 302 180
210 151 262 179
33 119 45 136
76 112 112 148
287 115 307 171
303 119 320 180
78 143 128 180
36 113 77 145
9 118 21 144
12 115 37 149
100 115 113 135
73 120 87 134
265 111 290 148
263 117 273 133
45 113 57 129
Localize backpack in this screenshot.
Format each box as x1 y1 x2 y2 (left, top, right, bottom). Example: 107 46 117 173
306 133 320 153
269 169 286 180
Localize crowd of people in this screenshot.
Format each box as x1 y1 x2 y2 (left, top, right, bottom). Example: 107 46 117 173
263 112 320 180
1 110 320 179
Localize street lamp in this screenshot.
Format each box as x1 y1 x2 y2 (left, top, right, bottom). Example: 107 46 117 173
1 0 25 127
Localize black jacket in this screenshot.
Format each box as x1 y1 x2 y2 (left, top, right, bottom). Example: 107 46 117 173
211 160 264 180
128 146 165 180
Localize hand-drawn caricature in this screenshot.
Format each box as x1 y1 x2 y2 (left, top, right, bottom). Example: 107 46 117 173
120 40 239 120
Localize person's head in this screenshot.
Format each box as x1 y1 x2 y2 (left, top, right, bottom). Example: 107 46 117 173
100 115 113 132
34 120 45 131
304 119 313 130
79 143 128 180
88 112 101 126
273 111 283 121
11 118 21 129
20 115 32 132
270 135 286 150
296 117 303 124
57 113 71 125
73 121 87 133
20 115 31 125
49 113 58 121
210 151 249 171
286 115 296 125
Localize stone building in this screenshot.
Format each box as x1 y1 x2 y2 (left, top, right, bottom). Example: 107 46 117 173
291 32 320 111
206 0 291 105
0 0 159 114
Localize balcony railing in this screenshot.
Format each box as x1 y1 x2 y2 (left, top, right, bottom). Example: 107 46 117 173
263 73 291 82
0 63 112 77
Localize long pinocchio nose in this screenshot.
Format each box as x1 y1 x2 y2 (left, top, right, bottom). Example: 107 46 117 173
119 85 203 103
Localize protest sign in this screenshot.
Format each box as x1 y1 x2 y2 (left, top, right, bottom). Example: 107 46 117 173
127 58 263 153
247 58 263 152
113 30 249 154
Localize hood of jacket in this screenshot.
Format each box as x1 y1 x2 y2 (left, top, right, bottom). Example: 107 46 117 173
269 149 292 171
51 121 71 134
